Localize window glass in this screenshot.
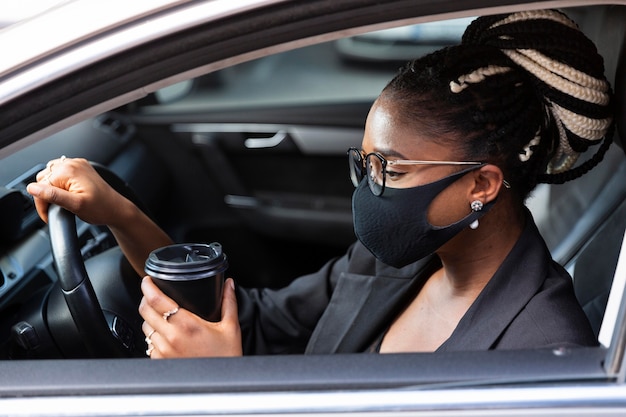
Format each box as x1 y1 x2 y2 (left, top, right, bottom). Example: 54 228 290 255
155 17 474 108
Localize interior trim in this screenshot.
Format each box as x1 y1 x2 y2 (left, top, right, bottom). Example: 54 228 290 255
171 123 363 154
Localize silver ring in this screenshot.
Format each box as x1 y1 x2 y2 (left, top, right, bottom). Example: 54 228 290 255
46 156 66 170
162 307 179 321
145 329 156 345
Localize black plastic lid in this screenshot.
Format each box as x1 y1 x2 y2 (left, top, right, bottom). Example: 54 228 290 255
144 242 228 280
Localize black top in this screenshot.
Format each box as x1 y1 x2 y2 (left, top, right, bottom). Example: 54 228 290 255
237 212 597 355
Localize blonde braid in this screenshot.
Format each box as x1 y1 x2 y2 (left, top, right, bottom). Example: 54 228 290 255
450 65 511 93
488 9 579 31
502 49 610 106
488 10 613 174
551 103 612 140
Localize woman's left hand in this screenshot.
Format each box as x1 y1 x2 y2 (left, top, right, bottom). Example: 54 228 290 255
139 276 242 358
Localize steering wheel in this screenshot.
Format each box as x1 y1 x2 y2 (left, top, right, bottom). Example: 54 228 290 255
48 163 147 358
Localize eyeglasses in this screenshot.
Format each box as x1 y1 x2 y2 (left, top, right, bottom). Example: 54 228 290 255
347 147 483 196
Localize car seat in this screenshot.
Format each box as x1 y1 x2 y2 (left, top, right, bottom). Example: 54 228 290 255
527 5 626 338
546 7 626 335
571 196 626 337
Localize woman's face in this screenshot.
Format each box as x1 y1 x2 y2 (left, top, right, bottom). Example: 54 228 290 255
361 98 477 227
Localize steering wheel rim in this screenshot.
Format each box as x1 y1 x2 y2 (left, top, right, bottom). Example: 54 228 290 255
48 163 148 358
48 205 128 357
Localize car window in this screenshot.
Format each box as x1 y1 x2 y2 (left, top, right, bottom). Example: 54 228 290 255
2 5 626 413
155 18 474 109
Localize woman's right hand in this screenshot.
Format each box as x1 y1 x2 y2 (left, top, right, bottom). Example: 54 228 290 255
140 276 243 358
27 156 173 277
26 157 130 226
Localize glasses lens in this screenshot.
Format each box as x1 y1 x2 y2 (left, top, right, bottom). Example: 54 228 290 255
348 148 364 187
366 154 385 196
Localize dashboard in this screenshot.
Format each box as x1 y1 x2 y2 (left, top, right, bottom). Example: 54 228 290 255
0 113 160 358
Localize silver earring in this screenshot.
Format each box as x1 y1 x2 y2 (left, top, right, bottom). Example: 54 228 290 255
470 200 483 211
469 200 483 230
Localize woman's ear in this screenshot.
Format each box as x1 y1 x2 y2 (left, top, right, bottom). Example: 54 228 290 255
469 164 504 204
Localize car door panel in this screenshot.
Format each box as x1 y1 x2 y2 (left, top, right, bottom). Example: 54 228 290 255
176 123 360 238
133 101 369 288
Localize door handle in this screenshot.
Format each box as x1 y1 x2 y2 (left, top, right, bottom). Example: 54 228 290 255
244 131 287 149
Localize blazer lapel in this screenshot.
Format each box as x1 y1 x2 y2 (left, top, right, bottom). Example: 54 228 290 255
306 211 550 354
439 216 549 351
306 256 435 354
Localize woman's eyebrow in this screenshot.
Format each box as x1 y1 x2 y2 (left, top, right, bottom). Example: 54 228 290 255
372 148 410 160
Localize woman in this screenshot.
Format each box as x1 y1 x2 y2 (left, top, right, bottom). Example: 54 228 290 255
28 9 613 358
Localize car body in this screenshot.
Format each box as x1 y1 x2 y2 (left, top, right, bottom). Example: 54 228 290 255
0 0 626 416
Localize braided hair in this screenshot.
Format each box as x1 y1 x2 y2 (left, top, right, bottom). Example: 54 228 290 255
380 9 614 200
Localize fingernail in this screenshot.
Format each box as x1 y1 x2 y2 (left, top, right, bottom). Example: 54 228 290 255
26 183 41 195
229 278 235 290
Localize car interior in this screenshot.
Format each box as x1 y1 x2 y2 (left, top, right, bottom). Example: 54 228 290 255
0 3 624 371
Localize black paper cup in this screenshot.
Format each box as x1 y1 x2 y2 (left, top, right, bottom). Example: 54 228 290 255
144 242 228 322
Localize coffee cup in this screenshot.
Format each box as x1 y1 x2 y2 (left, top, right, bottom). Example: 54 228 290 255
144 242 228 322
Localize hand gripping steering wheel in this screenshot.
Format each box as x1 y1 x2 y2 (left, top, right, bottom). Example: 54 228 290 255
48 163 147 358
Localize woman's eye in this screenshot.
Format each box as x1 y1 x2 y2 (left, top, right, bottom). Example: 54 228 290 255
385 170 406 180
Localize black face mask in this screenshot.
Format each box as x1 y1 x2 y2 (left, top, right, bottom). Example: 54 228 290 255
352 165 495 268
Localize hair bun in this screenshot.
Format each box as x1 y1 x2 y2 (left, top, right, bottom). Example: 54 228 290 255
463 9 614 177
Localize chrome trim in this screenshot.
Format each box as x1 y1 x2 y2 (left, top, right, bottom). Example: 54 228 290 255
2 384 626 416
245 131 288 149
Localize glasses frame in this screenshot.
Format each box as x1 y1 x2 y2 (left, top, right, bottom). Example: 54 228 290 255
348 147 483 196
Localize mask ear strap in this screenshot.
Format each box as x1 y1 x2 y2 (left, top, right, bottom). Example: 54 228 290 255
429 163 494 231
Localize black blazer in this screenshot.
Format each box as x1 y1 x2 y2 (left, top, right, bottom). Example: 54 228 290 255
237 214 597 355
